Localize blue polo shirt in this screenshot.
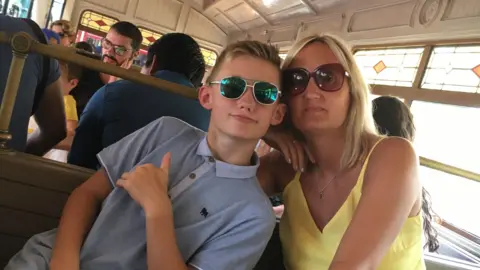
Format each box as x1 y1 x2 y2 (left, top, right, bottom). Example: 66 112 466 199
68 70 210 170
6 117 275 270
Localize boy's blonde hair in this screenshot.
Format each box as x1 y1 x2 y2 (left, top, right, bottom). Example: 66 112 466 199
205 40 281 84
282 33 378 169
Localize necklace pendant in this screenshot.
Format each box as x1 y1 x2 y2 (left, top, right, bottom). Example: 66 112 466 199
319 193 323 199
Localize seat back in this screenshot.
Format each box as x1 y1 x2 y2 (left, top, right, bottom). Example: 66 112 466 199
0 150 93 267
254 222 285 270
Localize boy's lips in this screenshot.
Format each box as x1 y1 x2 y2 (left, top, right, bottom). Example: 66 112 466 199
230 114 257 123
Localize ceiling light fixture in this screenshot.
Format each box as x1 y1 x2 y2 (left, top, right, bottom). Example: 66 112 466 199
262 0 276 7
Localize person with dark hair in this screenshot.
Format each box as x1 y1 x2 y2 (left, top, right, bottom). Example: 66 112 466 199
68 33 210 170
372 96 440 253
74 41 95 53
69 21 142 118
0 15 66 155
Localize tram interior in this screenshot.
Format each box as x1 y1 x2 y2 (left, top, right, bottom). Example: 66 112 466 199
0 0 480 269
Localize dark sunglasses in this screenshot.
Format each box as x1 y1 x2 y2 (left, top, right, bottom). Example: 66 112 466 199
282 63 349 96
101 38 131 56
209 76 281 105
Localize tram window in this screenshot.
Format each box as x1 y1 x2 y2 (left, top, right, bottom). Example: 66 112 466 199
420 166 480 237
46 0 66 26
411 101 480 174
354 47 424 87
4 0 33 18
422 45 480 93
138 27 162 47
201 48 217 67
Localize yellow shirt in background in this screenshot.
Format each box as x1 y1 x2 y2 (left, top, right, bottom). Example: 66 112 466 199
64 95 78 121
28 95 78 134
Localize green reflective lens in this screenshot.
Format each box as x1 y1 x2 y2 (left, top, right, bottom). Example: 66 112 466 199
253 82 279 105
220 77 247 99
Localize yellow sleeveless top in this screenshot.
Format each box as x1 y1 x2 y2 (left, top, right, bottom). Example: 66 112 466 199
279 139 425 270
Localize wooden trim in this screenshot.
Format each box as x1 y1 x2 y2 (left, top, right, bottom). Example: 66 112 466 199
421 157 480 183
371 85 480 108
412 46 432 88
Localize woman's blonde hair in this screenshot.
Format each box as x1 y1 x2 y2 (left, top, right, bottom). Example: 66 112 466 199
282 33 378 169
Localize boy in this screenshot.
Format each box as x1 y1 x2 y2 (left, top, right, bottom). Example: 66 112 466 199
6 40 286 270
42 61 82 161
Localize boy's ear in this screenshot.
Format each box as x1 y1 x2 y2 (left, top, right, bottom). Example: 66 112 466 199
70 78 79 89
198 85 213 110
270 103 286 126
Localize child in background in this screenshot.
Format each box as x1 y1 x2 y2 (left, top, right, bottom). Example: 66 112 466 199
43 61 82 162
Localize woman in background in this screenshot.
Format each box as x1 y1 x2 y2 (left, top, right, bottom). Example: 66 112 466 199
372 95 439 253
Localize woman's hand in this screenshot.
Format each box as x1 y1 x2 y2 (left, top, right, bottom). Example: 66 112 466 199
262 128 314 172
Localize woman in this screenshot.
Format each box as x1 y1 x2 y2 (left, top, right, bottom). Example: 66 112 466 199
259 34 425 269
372 96 439 253
50 19 76 46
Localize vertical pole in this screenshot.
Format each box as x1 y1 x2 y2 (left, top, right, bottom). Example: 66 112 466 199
0 33 30 149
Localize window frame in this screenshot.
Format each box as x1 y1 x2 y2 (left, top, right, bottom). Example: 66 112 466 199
1 0 34 18
45 0 66 28
353 40 480 108
355 40 480 248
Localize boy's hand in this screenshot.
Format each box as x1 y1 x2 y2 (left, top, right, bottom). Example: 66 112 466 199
117 153 172 217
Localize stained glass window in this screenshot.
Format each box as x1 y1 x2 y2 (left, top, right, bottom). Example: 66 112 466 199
201 48 217 67
79 10 118 34
138 27 162 47
421 45 480 93
354 48 424 87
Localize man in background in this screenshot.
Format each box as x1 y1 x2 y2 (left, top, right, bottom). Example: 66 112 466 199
68 33 210 170
0 15 66 155
70 21 142 117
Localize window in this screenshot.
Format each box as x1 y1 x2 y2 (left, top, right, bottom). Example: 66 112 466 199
422 45 480 93
46 0 66 27
138 27 162 47
201 48 217 67
79 10 118 34
411 101 480 174
2 0 33 18
279 53 287 60
354 48 424 87
420 166 480 237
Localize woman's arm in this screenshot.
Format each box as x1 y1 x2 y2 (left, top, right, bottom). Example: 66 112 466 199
329 137 421 270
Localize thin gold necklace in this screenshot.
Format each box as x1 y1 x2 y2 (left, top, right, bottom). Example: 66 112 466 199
312 166 341 199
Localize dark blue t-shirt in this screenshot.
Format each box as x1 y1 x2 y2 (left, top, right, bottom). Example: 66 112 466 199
67 70 210 170
0 15 60 151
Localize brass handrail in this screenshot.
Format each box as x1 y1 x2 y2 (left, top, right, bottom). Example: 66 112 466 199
0 31 197 99
0 30 198 148
420 156 480 183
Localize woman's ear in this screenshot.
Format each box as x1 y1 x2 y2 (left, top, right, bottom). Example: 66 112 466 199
198 85 213 111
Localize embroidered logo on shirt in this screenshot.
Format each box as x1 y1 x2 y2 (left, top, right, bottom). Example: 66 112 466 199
200 208 209 218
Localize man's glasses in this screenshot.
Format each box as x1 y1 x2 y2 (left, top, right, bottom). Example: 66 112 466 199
101 38 132 56
209 76 281 105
